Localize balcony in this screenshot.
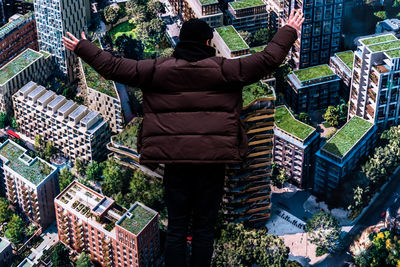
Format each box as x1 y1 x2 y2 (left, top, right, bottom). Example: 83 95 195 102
373 64 389 74
369 72 379 85
366 104 374 118
368 88 376 102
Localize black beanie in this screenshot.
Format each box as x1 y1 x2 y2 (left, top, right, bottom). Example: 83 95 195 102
179 18 213 43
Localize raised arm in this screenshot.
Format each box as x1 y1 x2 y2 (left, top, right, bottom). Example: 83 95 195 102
62 32 155 88
220 9 303 86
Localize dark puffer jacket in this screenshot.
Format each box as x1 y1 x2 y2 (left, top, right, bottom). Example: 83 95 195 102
74 25 298 164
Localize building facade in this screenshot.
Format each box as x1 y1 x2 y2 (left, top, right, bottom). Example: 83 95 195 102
376 19 400 38
314 116 377 198
34 0 90 81
348 33 400 129
0 139 59 228
0 12 38 68
286 64 340 113
273 105 319 188
0 237 12 266
0 48 53 115
226 0 268 33
13 82 111 163
55 181 160 267
211 25 250 58
329 50 354 101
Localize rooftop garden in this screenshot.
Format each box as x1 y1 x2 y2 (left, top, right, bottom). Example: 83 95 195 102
368 40 400 52
118 204 156 235
0 141 54 185
274 106 315 140
0 49 41 85
360 34 397 46
322 116 373 158
230 0 264 9
249 45 266 54
40 51 51 58
242 81 274 106
0 12 32 40
114 117 142 149
336 51 354 70
200 0 218 4
293 64 334 82
216 26 249 51
386 48 400 59
82 61 117 98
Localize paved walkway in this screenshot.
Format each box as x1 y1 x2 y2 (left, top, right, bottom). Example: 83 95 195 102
29 222 59 263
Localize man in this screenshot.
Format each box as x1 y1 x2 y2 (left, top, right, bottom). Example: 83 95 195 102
63 9 303 267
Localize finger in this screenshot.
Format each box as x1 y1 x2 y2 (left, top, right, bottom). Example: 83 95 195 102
81 31 87 40
66 32 79 42
289 9 295 20
62 37 76 46
293 9 300 21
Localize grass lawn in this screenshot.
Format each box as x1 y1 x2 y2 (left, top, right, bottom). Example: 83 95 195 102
369 40 400 52
216 25 248 51
385 48 400 59
242 81 274 106
109 21 136 43
336 51 354 70
360 34 396 46
230 0 264 9
293 64 334 82
275 106 315 140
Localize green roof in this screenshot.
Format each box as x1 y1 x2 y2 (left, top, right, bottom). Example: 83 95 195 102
368 40 400 52
230 0 264 9
385 48 400 59
82 61 117 98
0 49 42 85
40 51 50 58
118 204 156 235
216 26 249 51
200 0 218 4
275 106 315 140
0 140 55 185
360 34 397 46
336 51 354 70
249 45 266 54
114 118 142 149
242 81 274 106
322 116 373 158
293 64 334 82
0 12 33 40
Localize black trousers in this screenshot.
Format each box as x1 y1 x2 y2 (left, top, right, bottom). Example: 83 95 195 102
163 163 225 267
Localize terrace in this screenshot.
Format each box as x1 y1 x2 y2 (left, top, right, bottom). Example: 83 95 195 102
322 116 373 158
386 48 400 59
0 140 54 185
242 81 274 106
113 117 142 149
117 204 156 235
0 49 42 85
360 34 397 46
336 51 354 70
216 26 249 51
293 64 334 82
368 40 400 52
230 0 264 9
274 106 315 140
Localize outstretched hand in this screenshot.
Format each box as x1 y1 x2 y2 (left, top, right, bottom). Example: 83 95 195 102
280 9 305 34
62 32 87 52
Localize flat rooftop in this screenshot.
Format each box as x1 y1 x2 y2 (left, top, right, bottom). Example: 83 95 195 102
117 203 157 235
216 26 249 52
360 34 397 46
275 105 315 140
242 81 274 106
293 64 334 82
0 49 42 85
199 0 218 4
230 0 264 9
336 51 354 70
368 40 400 52
0 12 33 40
113 117 142 149
322 116 373 158
386 48 400 59
0 140 55 185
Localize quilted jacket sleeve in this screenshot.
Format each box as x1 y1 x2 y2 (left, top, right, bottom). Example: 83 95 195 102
74 39 156 88
219 25 298 86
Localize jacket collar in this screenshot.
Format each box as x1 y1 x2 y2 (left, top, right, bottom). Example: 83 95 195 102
173 40 216 62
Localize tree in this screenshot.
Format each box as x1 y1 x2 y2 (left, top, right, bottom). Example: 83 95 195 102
212 223 290 266
272 168 288 187
127 4 146 25
298 112 311 125
76 252 92 267
323 106 340 127
6 214 25 243
115 35 144 60
336 101 348 127
160 48 174 57
104 5 120 26
135 21 150 43
86 161 103 181
147 0 165 14
305 212 341 254
51 243 70 267
238 30 252 45
253 28 274 46
148 18 166 43
0 112 8 128
75 158 85 176
101 159 130 197
0 197 11 223
59 168 74 191
34 134 44 151
45 141 56 161
374 11 387 20
11 117 18 130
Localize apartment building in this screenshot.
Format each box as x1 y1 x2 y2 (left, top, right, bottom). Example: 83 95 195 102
13 82 111 163
0 12 38 68
0 48 53 115
329 50 354 100
283 0 343 69
224 82 275 226
80 39 124 133
169 0 223 28
226 0 268 33
273 105 319 188
211 25 250 58
55 181 160 267
0 237 12 266
34 0 90 81
348 33 400 129
314 116 377 198
286 64 340 113
376 19 400 38
265 0 284 31
0 139 59 228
